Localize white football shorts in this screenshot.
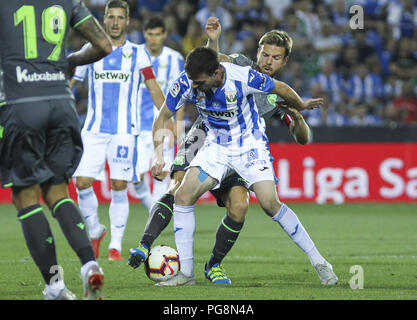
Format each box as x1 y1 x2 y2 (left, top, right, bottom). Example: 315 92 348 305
73 131 135 181
188 133 276 189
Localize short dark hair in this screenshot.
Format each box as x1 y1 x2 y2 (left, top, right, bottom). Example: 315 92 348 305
185 47 220 79
105 0 130 17
144 17 166 32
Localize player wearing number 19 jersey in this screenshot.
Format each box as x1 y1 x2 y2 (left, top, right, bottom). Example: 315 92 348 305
0 0 112 299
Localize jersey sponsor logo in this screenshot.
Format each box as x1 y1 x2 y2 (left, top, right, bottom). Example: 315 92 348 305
15 66 66 83
200 108 238 119
117 145 129 158
229 53 239 59
247 148 259 162
94 70 130 83
245 148 267 168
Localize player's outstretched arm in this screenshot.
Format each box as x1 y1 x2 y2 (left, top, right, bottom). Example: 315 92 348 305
67 16 112 72
273 80 323 112
205 16 232 63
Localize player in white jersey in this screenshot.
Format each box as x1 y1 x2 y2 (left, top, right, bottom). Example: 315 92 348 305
70 1 165 261
133 17 185 212
151 47 327 286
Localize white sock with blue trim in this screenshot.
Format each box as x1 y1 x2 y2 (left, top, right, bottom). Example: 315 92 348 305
272 203 325 266
108 189 129 252
173 204 195 277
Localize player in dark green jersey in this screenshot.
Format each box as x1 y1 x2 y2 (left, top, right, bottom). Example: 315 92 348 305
0 0 112 300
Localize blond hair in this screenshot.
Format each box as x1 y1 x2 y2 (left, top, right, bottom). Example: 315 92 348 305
258 30 293 57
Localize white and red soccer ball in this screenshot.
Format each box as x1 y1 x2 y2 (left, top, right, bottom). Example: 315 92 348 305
144 245 180 282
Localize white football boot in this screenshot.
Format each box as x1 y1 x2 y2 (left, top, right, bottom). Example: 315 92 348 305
156 271 196 286
314 261 338 285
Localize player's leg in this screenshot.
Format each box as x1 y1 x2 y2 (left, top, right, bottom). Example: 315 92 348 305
205 183 249 284
108 179 129 260
128 120 203 269
13 185 65 299
106 133 135 260
128 170 185 269
73 131 108 246
252 180 338 285
0 101 76 299
132 133 154 213
45 100 104 299
157 166 218 286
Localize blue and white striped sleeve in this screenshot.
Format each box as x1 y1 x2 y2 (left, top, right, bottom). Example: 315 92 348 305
165 72 190 113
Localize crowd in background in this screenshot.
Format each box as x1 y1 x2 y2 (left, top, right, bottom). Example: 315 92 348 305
69 0 417 127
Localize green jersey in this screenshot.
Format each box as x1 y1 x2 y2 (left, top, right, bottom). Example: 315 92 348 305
0 0 92 105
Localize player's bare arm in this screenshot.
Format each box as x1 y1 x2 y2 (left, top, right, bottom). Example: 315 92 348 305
145 78 165 110
273 80 323 111
67 16 112 73
287 107 310 145
151 103 175 178
205 16 232 63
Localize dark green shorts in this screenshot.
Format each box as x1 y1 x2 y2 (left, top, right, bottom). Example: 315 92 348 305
0 99 83 188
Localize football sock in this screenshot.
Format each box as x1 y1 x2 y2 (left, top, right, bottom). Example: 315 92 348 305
108 189 129 252
140 193 174 249
134 181 153 213
272 203 325 265
17 204 58 284
76 186 101 238
173 204 195 277
52 198 95 265
152 176 169 202
207 215 244 268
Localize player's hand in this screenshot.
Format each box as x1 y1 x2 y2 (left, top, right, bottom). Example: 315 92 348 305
302 98 323 110
205 16 221 41
151 157 165 180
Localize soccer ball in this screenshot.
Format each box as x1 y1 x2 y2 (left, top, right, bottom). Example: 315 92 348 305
144 245 180 282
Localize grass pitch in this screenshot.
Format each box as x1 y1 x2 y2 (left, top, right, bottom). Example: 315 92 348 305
0 202 416 300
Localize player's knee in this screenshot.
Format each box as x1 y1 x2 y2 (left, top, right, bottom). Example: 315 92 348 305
226 201 248 222
111 180 127 191
75 177 93 190
259 197 281 217
174 187 193 206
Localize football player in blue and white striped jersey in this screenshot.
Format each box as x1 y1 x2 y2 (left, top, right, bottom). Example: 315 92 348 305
150 47 326 285
70 0 165 261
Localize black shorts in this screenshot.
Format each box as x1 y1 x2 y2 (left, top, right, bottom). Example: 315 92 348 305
0 99 83 188
210 171 248 207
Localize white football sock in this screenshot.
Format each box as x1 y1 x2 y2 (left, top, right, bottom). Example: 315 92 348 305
152 176 170 202
108 189 129 252
134 181 154 213
173 204 195 277
272 203 325 266
77 187 101 238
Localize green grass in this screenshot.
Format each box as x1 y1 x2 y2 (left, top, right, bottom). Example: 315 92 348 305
0 202 416 300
